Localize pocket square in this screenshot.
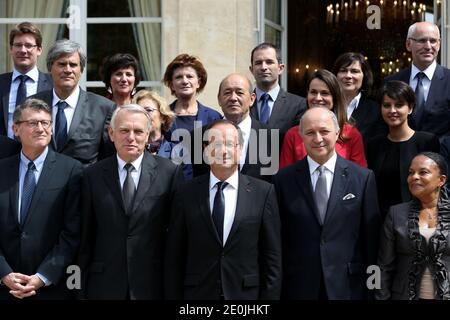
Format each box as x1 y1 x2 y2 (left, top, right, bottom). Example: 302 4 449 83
342 193 356 200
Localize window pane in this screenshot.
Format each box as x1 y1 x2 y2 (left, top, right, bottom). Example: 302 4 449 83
0 0 69 18
265 25 281 49
265 0 281 24
86 23 161 83
88 0 161 17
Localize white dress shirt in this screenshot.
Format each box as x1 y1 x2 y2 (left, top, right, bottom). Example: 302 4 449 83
209 170 239 245
231 115 252 169
52 86 80 134
255 85 280 120
346 92 362 120
7 67 40 138
307 152 337 197
116 153 144 190
410 61 436 103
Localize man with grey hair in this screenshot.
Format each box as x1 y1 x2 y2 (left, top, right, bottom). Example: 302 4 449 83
77 104 183 299
385 21 450 138
0 98 82 299
31 39 115 166
273 107 381 300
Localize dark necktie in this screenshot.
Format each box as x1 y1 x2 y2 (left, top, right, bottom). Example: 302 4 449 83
259 93 271 124
314 166 328 224
413 72 426 129
55 101 68 151
15 74 29 107
122 163 136 214
212 181 228 245
20 161 36 225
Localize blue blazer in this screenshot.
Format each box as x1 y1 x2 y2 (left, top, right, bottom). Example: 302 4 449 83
273 155 381 299
0 71 53 136
385 64 450 138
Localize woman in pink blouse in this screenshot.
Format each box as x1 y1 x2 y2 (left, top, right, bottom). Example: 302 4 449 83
280 69 367 169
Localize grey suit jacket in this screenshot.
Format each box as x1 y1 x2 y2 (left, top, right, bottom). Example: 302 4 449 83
0 149 82 299
78 151 183 299
0 71 53 136
164 172 281 300
385 64 450 138
30 88 115 166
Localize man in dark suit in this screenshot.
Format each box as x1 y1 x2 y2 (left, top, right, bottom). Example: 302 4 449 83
273 107 381 300
0 135 21 159
78 104 183 300
0 98 82 299
249 43 306 145
165 119 281 300
0 22 52 138
31 39 115 166
384 22 450 138
191 73 276 180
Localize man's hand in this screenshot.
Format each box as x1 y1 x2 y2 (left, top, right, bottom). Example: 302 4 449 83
2 273 44 299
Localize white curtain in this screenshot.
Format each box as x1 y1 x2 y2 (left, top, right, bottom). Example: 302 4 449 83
128 0 161 82
2 0 65 72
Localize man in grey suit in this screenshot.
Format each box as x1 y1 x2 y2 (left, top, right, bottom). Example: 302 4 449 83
78 104 183 299
0 22 52 138
31 40 115 166
0 98 82 299
165 119 281 300
249 43 306 147
273 107 381 300
385 22 450 139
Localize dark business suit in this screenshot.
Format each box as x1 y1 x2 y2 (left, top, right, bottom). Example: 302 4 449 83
0 149 82 299
0 71 53 137
273 155 381 300
164 172 281 300
191 118 274 181
30 89 115 166
0 136 21 159
385 64 450 138
251 88 307 145
350 94 388 146
78 151 183 299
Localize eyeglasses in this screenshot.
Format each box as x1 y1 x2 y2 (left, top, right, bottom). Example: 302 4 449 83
408 37 440 45
12 43 39 50
16 119 52 129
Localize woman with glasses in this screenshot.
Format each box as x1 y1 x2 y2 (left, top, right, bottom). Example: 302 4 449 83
280 69 367 169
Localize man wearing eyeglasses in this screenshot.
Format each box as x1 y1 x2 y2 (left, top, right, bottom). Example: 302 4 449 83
0 22 52 140
0 98 82 299
385 21 450 139
165 119 281 300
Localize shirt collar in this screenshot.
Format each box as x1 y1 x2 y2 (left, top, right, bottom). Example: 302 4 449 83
349 92 362 109
236 114 252 138
209 169 239 191
255 85 280 102
20 146 49 172
307 152 337 175
12 66 39 83
116 152 144 172
52 86 80 109
411 60 436 81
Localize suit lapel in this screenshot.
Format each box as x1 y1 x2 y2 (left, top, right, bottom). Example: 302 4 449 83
225 173 251 247
250 99 259 121
130 152 157 214
268 89 286 127
197 174 222 244
323 156 349 225
67 88 86 142
37 71 50 92
6 155 20 225
426 64 444 112
295 159 322 225
1 74 12 131
102 156 126 213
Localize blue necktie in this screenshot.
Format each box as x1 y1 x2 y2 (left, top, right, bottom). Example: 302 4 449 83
412 72 426 129
212 181 228 245
55 101 68 151
314 166 328 224
259 93 271 124
15 74 29 107
20 161 36 225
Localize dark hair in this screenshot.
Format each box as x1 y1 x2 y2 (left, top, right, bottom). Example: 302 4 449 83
9 22 42 48
307 69 348 142
380 80 416 111
416 152 448 177
250 42 282 64
13 98 51 123
102 53 141 90
332 52 373 93
163 54 207 96
203 119 244 147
